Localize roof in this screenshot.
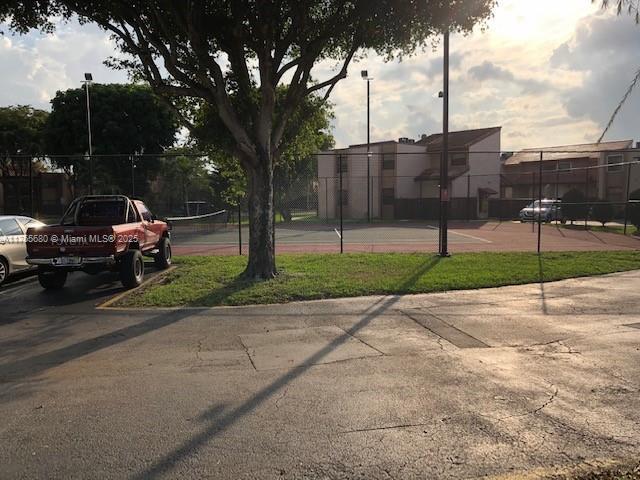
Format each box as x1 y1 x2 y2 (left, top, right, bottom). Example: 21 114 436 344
504 140 634 166
346 140 402 149
416 127 502 151
415 167 469 182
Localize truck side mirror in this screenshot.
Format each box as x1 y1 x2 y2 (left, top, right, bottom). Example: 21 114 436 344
0 229 6 245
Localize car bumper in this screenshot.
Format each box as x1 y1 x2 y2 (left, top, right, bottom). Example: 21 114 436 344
26 255 116 267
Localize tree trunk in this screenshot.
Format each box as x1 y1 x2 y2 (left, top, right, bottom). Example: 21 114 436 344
244 156 276 279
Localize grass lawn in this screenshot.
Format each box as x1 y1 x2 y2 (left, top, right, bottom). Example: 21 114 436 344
562 223 639 235
115 251 640 308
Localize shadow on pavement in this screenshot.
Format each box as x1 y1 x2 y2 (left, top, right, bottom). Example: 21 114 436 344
131 256 441 479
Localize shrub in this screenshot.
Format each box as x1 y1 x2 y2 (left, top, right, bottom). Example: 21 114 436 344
562 189 588 224
591 200 614 226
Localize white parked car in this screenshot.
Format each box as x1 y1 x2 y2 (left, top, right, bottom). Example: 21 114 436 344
0 216 46 286
519 200 566 224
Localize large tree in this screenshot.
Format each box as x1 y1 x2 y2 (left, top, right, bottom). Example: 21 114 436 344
44 83 178 195
0 105 48 176
2 0 496 279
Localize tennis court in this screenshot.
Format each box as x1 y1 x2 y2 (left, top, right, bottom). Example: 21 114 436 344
167 212 640 255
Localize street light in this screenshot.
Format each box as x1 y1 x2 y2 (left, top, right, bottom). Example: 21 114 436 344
361 70 372 222
438 31 450 257
83 72 94 194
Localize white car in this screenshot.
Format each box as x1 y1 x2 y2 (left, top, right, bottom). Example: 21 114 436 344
519 200 566 224
0 216 46 286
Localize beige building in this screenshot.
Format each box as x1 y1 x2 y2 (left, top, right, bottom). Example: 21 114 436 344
317 127 502 220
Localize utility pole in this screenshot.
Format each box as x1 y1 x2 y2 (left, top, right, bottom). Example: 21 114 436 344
438 29 450 257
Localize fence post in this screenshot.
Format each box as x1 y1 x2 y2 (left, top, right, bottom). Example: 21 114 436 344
624 162 632 235
538 151 543 254
531 171 535 233
585 166 589 230
238 195 242 256
29 157 34 217
466 174 471 222
339 156 344 254
325 178 329 223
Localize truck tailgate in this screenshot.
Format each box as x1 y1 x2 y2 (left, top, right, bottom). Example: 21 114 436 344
27 225 117 258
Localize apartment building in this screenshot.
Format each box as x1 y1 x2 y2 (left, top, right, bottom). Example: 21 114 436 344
317 127 502 220
501 140 636 201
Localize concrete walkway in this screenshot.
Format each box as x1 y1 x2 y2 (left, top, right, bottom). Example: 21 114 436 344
1 272 639 479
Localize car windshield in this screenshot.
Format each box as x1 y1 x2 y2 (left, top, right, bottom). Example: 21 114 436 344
527 200 557 208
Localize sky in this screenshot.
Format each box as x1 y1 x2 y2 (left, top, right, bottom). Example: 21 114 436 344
0 1 639 151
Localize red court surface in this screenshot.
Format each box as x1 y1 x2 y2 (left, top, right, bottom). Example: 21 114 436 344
171 221 640 256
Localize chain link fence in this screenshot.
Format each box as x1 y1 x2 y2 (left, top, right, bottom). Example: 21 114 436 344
1 150 639 255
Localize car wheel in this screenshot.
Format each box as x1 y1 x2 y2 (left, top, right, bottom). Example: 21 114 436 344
120 250 144 289
0 257 8 286
154 237 172 270
38 269 68 290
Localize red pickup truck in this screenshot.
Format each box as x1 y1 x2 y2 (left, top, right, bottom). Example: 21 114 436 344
26 195 171 290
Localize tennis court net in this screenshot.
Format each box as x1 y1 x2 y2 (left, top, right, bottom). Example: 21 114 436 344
166 210 229 238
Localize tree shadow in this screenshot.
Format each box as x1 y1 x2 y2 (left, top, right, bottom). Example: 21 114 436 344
132 256 443 479
0 308 196 386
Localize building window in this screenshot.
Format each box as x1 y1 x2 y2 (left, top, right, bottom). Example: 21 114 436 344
607 155 623 172
336 155 348 174
382 153 395 170
450 153 467 167
558 160 571 171
382 188 394 205
542 162 556 171
339 189 348 206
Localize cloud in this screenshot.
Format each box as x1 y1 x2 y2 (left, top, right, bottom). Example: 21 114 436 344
0 19 127 110
0 1 637 152
550 12 640 141
468 61 549 95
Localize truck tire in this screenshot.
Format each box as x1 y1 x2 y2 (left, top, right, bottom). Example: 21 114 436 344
120 250 144 289
154 237 172 269
38 269 68 290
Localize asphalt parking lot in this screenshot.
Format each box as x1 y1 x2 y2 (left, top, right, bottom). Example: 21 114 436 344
1 268 639 479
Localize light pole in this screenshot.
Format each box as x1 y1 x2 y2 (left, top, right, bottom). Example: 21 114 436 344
361 70 372 222
83 72 94 194
438 30 450 257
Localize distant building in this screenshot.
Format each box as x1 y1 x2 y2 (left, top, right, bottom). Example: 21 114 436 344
501 140 636 201
317 127 502 220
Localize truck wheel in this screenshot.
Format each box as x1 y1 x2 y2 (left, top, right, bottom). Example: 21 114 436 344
154 237 172 269
120 250 144 289
38 269 68 290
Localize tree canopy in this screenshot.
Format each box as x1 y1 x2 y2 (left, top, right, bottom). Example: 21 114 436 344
43 83 179 195
193 88 334 218
1 0 498 278
0 105 48 176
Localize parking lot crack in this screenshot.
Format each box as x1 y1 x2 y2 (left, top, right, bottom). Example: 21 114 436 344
238 336 257 371
340 421 434 434
338 327 386 356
